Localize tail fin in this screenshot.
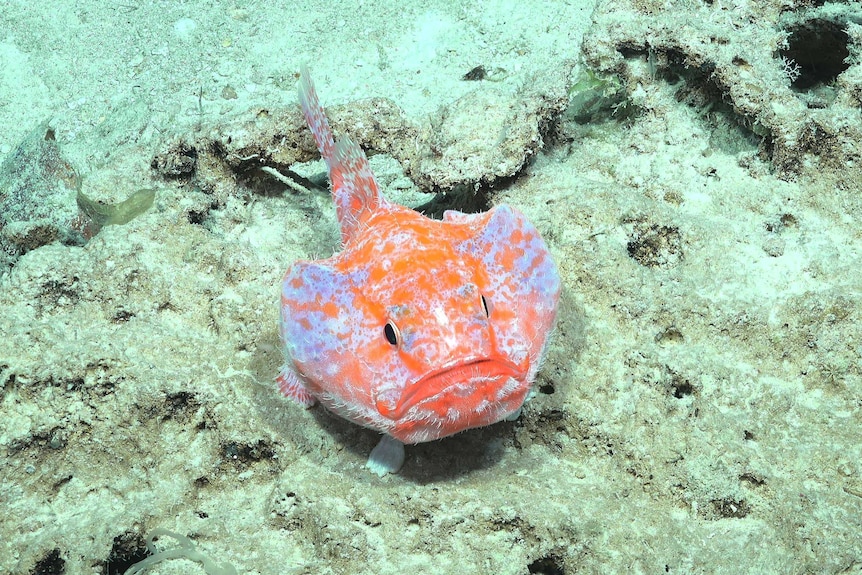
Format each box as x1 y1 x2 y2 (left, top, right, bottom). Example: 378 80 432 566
297 68 388 245
297 65 336 166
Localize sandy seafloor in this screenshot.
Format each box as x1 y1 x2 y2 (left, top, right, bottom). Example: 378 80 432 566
2 0 862 574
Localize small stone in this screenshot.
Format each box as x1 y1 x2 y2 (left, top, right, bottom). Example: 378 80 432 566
762 235 785 257
173 18 197 41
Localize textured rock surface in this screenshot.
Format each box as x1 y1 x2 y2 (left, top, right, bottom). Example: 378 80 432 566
0 124 83 268
1 1 860 574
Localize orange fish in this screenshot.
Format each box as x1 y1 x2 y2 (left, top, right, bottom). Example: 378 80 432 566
277 69 560 475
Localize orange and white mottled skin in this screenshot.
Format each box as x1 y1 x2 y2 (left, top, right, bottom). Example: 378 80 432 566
277 69 561 475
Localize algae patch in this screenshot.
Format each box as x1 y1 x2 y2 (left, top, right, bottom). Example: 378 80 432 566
76 188 155 233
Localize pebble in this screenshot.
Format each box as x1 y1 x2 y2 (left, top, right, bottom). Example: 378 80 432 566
173 18 197 41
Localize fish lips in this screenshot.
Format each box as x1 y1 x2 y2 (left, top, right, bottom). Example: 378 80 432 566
376 357 528 423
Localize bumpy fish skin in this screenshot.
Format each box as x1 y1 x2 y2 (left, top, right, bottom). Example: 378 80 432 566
278 69 560 474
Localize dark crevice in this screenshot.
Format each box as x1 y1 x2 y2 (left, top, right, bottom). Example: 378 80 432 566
779 19 850 90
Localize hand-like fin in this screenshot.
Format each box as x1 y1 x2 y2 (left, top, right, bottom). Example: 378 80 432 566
276 366 317 407
366 435 405 476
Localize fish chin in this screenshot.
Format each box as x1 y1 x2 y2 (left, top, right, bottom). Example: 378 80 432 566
378 359 530 443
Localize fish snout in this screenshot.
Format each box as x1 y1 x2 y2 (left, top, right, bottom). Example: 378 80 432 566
375 357 531 443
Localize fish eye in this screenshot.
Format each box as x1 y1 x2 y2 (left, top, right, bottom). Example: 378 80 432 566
384 321 400 346
480 294 491 317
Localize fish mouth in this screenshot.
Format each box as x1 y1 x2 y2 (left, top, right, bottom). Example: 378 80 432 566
377 358 527 421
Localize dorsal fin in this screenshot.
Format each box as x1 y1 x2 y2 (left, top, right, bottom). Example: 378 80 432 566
297 68 388 244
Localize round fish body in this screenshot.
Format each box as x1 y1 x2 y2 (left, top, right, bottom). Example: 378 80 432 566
280 202 560 444
277 69 560 473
